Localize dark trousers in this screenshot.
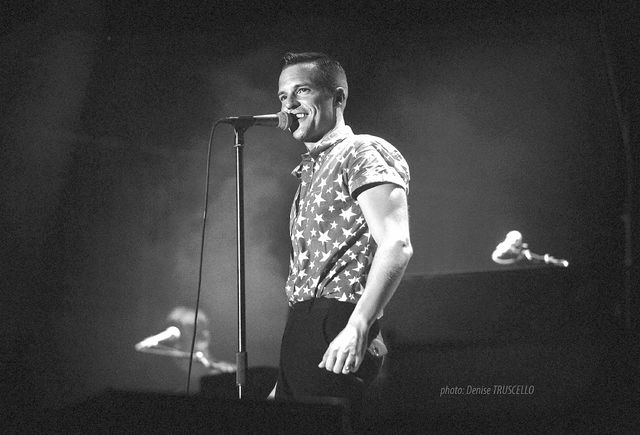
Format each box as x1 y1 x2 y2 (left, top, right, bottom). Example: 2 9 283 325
275 298 382 426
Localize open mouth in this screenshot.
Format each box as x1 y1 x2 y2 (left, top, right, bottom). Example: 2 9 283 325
287 114 301 133
288 112 306 133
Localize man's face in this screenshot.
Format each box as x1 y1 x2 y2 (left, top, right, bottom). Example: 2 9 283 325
278 62 337 143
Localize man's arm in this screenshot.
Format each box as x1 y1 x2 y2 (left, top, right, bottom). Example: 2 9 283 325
319 183 412 374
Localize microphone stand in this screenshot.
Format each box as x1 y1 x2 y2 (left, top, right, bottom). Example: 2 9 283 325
521 245 569 267
234 126 248 399
219 114 291 399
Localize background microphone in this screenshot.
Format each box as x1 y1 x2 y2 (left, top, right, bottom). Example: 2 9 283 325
491 230 569 267
492 230 524 263
134 326 181 351
219 111 296 130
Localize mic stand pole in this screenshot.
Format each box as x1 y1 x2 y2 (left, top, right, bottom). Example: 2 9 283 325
234 126 248 399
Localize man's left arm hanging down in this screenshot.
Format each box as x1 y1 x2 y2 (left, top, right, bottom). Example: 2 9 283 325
318 183 412 374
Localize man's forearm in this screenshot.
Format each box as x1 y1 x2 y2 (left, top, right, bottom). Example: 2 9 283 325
347 238 413 330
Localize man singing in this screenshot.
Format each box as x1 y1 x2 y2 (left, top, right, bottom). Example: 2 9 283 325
272 52 412 423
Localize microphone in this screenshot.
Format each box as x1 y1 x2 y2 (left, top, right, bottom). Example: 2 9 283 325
219 111 296 130
491 230 524 264
491 230 569 267
134 326 181 351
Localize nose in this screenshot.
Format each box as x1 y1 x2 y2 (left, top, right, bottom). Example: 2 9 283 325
282 94 299 111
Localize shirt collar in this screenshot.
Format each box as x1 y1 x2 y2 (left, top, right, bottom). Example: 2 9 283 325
306 125 353 158
291 125 353 178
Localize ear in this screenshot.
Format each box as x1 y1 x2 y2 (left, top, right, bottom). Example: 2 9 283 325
334 87 346 106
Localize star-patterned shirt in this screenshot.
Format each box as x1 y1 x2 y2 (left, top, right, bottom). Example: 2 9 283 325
285 125 410 306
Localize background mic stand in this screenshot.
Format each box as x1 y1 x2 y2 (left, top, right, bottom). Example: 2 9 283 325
521 244 569 267
234 125 248 399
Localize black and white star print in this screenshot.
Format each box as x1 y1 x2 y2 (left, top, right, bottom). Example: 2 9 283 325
285 125 410 305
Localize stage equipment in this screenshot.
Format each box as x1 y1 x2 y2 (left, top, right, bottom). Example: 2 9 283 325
134 326 181 351
38 390 351 434
134 342 235 374
196 112 295 398
219 111 295 130
492 230 568 267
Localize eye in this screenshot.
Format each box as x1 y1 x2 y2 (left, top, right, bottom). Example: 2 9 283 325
296 87 310 95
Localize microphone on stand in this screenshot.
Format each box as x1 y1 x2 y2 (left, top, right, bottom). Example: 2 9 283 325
218 111 297 131
491 230 525 264
491 230 569 267
134 326 181 351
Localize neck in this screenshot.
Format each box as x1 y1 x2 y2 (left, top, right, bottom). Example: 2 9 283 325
304 118 346 153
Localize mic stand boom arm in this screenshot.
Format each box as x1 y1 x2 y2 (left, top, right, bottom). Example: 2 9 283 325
521 246 569 267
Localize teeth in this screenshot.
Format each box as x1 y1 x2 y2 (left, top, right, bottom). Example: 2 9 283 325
296 113 306 118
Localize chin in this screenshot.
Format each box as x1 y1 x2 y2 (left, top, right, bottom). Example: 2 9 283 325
292 130 309 142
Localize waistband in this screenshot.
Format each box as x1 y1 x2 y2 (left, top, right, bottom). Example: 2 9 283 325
288 297 388 357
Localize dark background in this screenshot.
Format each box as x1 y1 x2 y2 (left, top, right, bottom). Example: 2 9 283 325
2 0 638 425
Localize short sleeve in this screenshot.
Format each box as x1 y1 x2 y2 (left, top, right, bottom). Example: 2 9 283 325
344 136 410 198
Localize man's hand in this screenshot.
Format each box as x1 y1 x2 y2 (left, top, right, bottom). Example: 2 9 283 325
318 322 368 374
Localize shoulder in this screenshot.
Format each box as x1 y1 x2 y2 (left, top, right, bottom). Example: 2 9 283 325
348 133 410 179
350 134 406 163
336 132 410 197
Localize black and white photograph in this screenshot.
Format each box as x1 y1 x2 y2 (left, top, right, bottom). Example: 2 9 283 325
2 0 639 433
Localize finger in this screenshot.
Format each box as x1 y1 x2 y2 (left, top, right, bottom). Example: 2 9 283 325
352 353 363 372
323 349 337 372
318 350 328 368
342 353 356 374
332 349 349 374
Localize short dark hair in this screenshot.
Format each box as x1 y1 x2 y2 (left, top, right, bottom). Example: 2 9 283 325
281 52 348 97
